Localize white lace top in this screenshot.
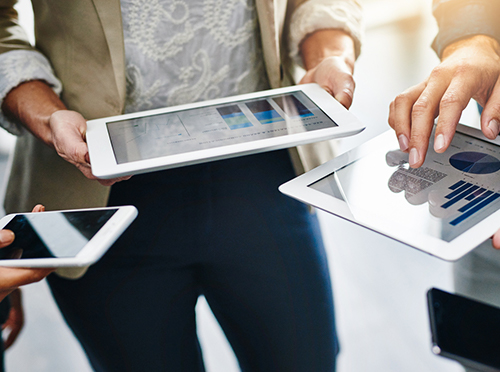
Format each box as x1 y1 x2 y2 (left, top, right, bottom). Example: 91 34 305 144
0 0 363 135
121 0 269 113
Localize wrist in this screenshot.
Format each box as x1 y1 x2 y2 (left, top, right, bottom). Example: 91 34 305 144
9 288 21 304
2 80 66 147
442 34 500 61
300 29 355 72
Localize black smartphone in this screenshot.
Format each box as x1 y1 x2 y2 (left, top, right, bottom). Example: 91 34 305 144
427 288 500 372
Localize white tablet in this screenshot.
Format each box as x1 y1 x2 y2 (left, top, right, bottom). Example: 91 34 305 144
86 84 365 179
0 206 138 267
279 124 500 261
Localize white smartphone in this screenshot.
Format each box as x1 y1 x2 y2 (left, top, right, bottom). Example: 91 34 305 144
0 206 138 267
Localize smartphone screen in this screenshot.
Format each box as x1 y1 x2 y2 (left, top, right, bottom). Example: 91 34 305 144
0 209 117 260
428 288 500 369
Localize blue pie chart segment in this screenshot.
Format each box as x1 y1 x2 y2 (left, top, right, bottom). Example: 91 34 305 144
450 152 500 174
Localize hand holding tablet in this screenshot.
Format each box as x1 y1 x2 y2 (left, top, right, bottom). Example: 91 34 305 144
0 205 54 304
86 84 365 179
280 124 500 261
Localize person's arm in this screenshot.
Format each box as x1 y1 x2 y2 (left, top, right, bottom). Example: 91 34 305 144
432 0 500 59
388 0 500 168
0 204 54 304
388 34 500 167
1 80 130 186
0 204 53 349
289 0 363 108
299 29 356 108
0 3 127 186
0 229 53 306
2 288 23 349
0 205 54 304
388 0 500 249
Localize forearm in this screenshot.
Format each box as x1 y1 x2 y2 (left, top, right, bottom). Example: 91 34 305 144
300 29 355 72
441 34 500 61
298 29 356 108
1 78 127 186
1 80 66 147
288 0 363 67
432 0 500 58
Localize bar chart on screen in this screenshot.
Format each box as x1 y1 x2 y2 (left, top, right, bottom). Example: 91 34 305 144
442 180 500 226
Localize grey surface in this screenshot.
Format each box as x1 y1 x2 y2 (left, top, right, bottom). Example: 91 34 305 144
2 1 473 371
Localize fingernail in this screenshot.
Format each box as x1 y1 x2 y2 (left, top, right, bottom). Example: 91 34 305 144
0 230 14 243
398 134 409 151
409 148 420 167
488 119 500 137
434 134 445 151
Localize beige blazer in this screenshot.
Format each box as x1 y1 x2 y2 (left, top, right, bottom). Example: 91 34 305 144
0 0 360 213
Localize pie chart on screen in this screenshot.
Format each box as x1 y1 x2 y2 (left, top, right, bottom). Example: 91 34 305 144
449 152 500 174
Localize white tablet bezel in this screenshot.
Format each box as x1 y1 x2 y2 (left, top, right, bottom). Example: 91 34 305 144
279 125 500 261
86 84 365 179
0 206 138 268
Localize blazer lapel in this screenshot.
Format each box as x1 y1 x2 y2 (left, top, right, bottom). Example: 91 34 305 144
256 0 281 88
91 0 126 109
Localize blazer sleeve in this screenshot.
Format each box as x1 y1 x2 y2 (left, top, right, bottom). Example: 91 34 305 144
0 1 61 135
288 0 363 68
0 0 33 53
432 0 500 59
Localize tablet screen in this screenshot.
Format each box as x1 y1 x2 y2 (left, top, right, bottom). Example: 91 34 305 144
106 91 337 164
0 209 117 259
309 130 500 242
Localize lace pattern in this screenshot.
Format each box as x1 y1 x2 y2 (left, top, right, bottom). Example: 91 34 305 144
122 0 268 113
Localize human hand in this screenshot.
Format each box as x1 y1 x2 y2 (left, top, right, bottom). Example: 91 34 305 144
2 289 23 349
0 204 54 303
49 110 131 186
2 80 130 186
299 29 356 109
491 228 500 249
389 35 500 168
300 55 355 109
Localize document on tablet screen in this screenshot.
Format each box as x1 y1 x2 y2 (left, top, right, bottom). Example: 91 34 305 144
106 91 337 164
309 130 500 242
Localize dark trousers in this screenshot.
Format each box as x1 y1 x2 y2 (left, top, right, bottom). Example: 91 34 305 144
48 150 338 371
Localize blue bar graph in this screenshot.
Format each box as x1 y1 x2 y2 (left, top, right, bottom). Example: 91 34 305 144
458 190 493 213
440 179 500 226
272 94 314 118
445 183 473 199
246 100 284 125
441 185 479 209
217 105 253 130
451 193 500 226
465 187 486 201
449 180 466 190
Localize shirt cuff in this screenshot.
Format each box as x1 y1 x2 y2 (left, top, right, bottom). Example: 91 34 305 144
432 0 500 58
289 0 364 69
0 50 62 136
